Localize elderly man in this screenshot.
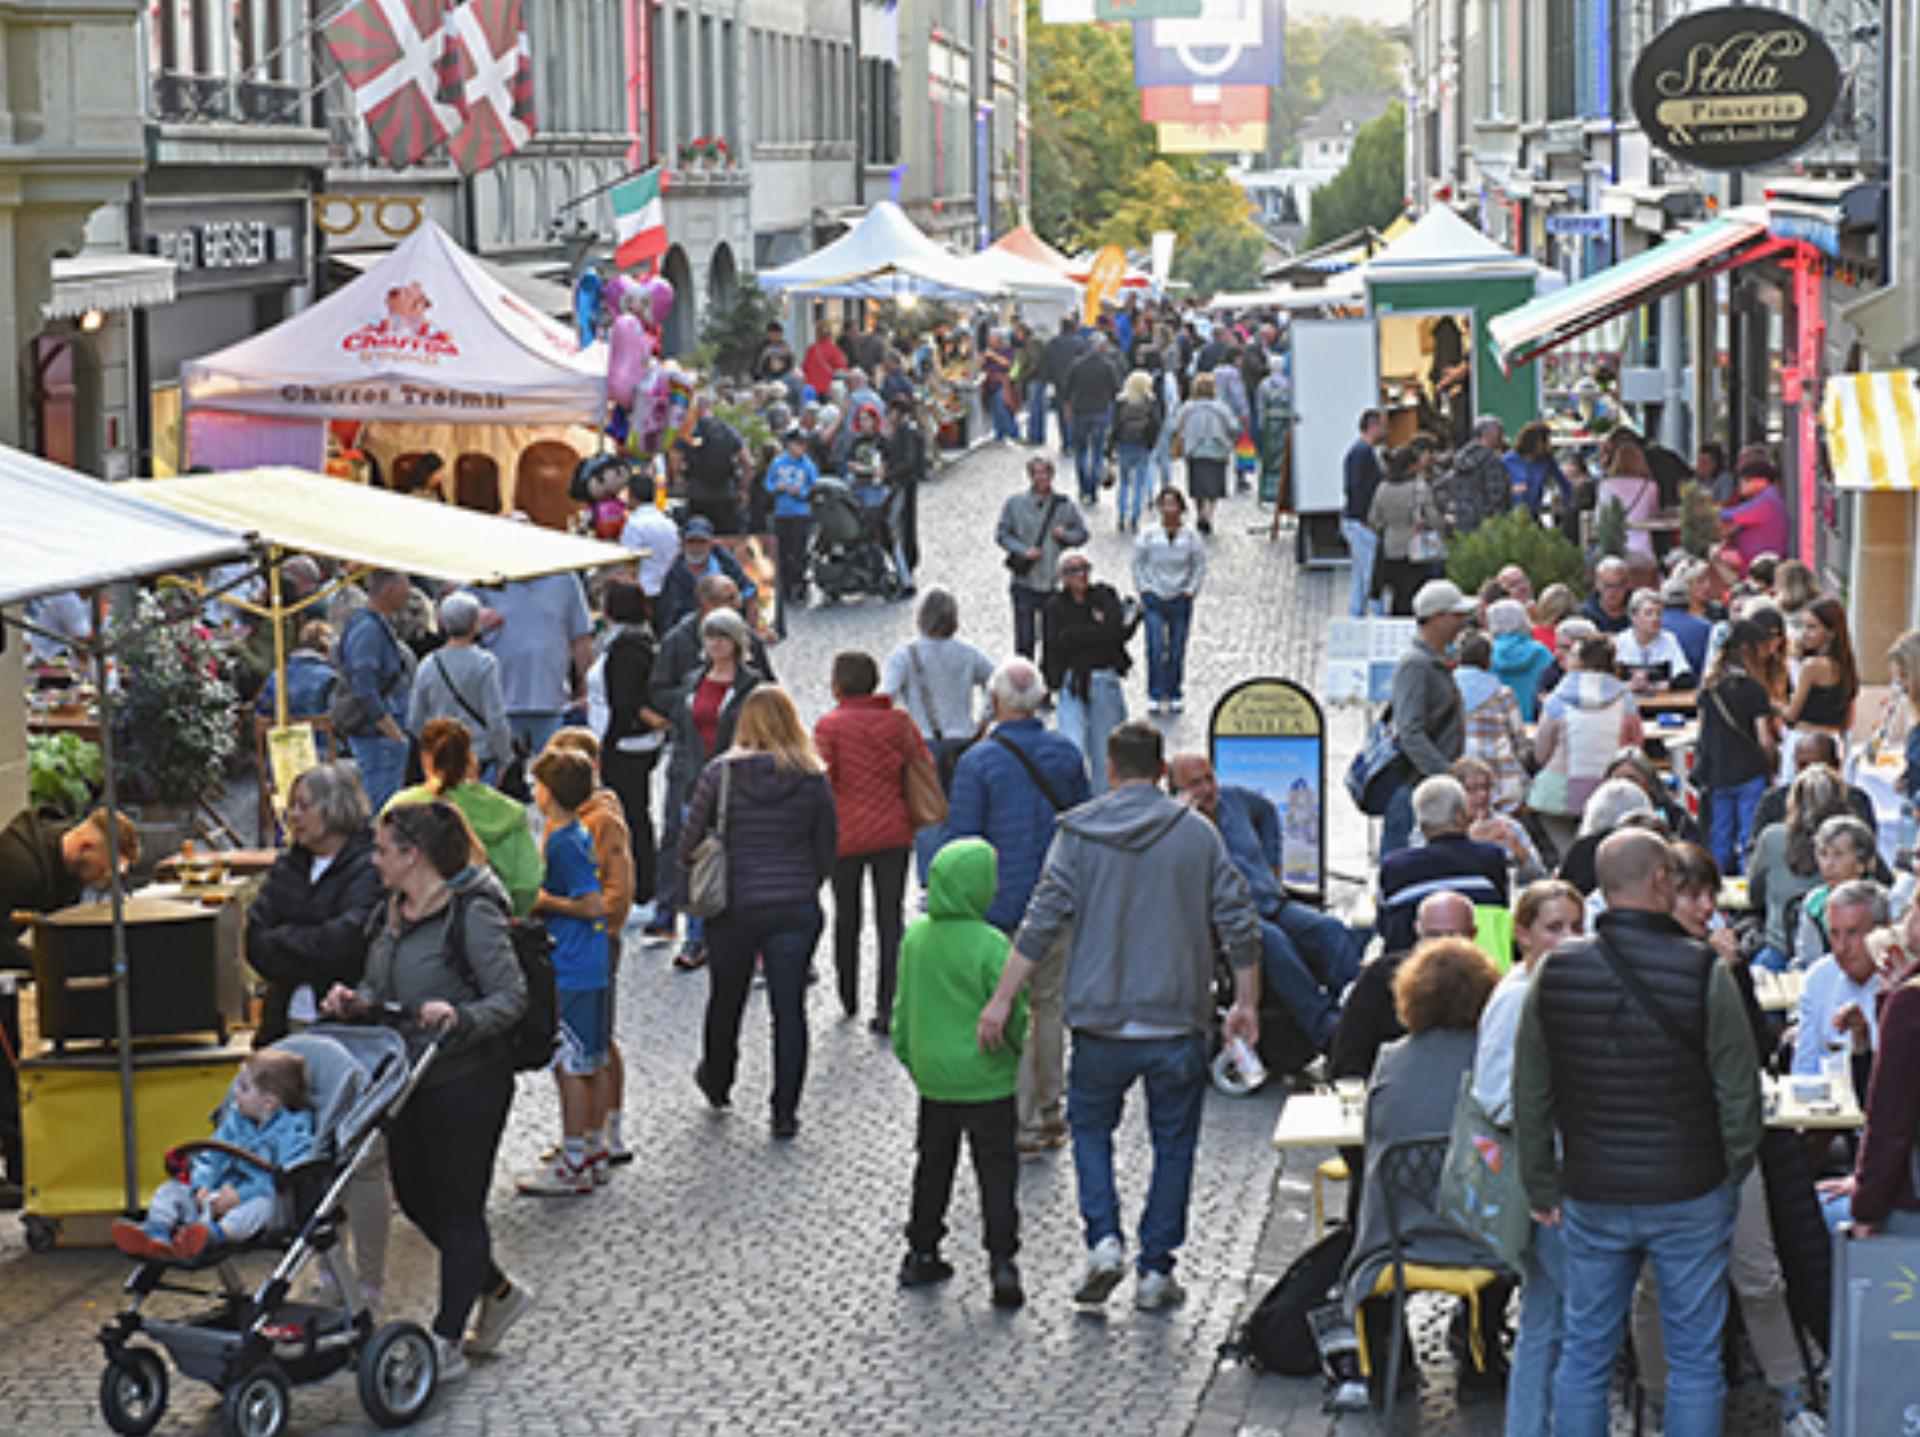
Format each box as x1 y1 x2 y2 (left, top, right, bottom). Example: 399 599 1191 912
1381 580 1476 854
1376 774 1510 957
1515 830 1761 1437
1580 556 1633 634
1790 878 1886 1083
335 569 417 811
475 569 594 760
1169 753 1358 1053
1445 415 1511 536
654 516 755 636
1329 889 1478 1087
948 659 1092 1153
996 454 1089 660
978 722 1261 1310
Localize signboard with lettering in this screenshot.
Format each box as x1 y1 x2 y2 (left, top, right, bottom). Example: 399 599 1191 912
1829 1228 1920 1434
1629 7 1840 171
145 198 308 294
1207 677 1326 902
1545 213 1610 239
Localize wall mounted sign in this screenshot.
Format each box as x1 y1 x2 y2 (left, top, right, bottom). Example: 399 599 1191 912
1629 7 1839 171
145 198 308 295
1545 212 1609 239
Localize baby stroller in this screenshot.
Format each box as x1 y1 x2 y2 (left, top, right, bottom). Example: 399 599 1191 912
97 1022 444 1437
809 475 903 602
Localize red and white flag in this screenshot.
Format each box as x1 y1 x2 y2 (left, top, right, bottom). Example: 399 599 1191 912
322 0 455 167
444 0 538 176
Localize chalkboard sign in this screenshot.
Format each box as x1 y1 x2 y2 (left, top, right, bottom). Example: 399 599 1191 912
1831 1228 1920 1433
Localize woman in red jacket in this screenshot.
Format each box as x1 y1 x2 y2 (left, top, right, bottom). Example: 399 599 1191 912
814 649 931 1035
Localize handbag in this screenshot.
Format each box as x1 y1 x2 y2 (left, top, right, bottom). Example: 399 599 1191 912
1434 1073 1529 1272
1343 711 1404 817
1408 526 1446 563
681 759 733 919
904 741 949 830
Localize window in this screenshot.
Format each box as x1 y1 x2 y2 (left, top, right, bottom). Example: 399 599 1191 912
674 8 692 149
1545 0 1577 120
862 57 899 165
720 18 737 146
699 16 714 137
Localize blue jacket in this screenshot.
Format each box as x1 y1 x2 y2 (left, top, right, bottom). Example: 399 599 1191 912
337 606 411 733
254 651 337 720
190 1104 315 1206
1214 784 1286 917
946 718 1091 932
654 544 755 637
1491 630 1556 722
1663 607 1714 677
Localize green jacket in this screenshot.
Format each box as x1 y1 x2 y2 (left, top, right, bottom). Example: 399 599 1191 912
892 839 1026 1102
386 780 541 917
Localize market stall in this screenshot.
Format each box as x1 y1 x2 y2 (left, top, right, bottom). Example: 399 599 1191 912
179 219 609 516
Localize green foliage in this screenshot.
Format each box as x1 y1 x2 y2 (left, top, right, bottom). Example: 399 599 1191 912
1678 479 1720 558
698 271 784 381
1174 224 1266 300
1305 102 1407 247
28 733 102 816
714 401 774 455
1445 509 1590 600
1592 496 1629 561
1271 18 1405 164
110 592 237 807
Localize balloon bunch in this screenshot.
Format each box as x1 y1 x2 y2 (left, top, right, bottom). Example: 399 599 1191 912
584 272 681 455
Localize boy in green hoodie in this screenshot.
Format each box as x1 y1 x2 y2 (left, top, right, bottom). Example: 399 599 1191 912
891 838 1029 1308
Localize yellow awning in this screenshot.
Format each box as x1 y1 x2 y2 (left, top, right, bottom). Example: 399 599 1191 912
122 467 632 584
1822 371 1920 492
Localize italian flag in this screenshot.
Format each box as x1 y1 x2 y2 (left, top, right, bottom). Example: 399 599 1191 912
612 169 667 270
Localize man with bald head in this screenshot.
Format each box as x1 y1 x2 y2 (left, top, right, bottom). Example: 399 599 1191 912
1328 889 1479 1085
1514 830 1761 1437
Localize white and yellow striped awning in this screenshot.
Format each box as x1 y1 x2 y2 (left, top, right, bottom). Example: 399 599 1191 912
1822 371 1920 492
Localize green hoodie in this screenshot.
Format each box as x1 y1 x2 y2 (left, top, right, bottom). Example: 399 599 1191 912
386 780 542 917
892 839 1027 1102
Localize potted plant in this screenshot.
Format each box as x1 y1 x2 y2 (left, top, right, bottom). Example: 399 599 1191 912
109 591 237 825
27 732 102 817
1444 508 1589 599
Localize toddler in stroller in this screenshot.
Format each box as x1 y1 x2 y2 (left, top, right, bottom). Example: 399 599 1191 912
809 474 908 602
111 1049 314 1261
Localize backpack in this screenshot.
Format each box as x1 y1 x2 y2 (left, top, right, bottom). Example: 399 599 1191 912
1112 396 1156 447
1227 1226 1355 1375
446 888 559 1072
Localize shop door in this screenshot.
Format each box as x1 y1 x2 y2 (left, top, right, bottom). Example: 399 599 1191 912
25 335 87 471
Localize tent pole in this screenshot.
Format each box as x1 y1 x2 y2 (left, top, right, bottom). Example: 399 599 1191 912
91 589 139 1215
269 549 288 728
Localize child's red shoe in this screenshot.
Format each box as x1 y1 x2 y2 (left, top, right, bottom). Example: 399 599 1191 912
173 1223 211 1259
110 1221 173 1260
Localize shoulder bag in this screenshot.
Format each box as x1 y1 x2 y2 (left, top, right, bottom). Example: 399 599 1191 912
1005 494 1060 577
991 731 1070 812
1593 933 1710 1056
907 642 984 789
1343 707 1404 817
681 759 733 919
1434 1072 1529 1272
901 708 949 830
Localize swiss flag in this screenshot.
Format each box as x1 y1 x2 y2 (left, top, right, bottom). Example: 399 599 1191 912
323 0 457 167
445 0 539 176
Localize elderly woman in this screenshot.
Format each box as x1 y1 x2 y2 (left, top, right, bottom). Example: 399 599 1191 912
881 587 994 883
1448 756 1545 884
1602 748 1703 848
1344 937 1504 1381
1166 371 1239 535
1748 765 1856 971
322 800 530 1377
408 590 514 780
1041 550 1132 795
387 719 542 917
1553 776 1658 896
1488 599 1554 722
1615 588 1696 693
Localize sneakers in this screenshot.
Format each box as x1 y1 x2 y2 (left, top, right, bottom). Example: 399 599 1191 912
1782 1410 1827 1437
110 1221 172 1261
588 1150 611 1186
606 1139 635 1167
1073 1236 1126 1305
898 1250 955 1288
433 1334 469 1383
515 1156 592 1196
173 1223 211 1260
465 1279 535 1357
672 943 707 971
1169 698 1184 714
1135 1270 1186 1311
990 1257 1025 1309
771 1114 800 1140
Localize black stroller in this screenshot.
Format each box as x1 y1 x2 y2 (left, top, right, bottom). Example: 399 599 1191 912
97 1023 443 1437
808 475 904 602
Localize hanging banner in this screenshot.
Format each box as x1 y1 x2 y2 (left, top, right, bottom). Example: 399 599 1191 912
1041 0 1219 20
1150 230 1178 289
1140 85 1269 124
1208 677 1327 902
1082 244 1129 325
1628 7 1839 171
1157 120 1267 154
1134 0 1283 89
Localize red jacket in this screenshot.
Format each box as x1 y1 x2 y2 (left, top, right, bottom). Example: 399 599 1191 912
814 695 927 856
803 337 847 398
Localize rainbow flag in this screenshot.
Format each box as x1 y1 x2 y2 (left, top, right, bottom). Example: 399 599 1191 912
1234 428 1258 475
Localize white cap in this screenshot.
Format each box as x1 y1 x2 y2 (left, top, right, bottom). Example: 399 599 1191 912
1413 579 1477 619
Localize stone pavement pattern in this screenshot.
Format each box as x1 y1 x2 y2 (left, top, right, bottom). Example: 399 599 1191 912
0 440 1358 1437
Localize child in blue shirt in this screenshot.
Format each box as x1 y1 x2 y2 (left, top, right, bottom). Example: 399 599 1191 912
519 748 609 1196
767 427 819 603
112 1048 314 1259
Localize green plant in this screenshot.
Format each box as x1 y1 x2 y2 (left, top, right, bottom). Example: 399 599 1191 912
1592 496 1628 561
28 733 102 816
1445 508 1589 599
698 272 784 380
109 591 237 807
1678 479 1720 557
714 401 773 455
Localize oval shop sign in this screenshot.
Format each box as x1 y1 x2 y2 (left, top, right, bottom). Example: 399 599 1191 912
1629 7 1840 171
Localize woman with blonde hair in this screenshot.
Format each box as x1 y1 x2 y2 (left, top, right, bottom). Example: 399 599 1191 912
680 685 837 1138
1108 369 1164 533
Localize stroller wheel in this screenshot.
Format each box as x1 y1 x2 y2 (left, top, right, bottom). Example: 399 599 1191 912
358 1321 438 1428
99 1348 169 1436
220 1364 290 1437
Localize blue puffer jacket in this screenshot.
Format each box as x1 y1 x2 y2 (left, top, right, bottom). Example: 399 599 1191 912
1491 630 1556 722
189 1104 315 1205
946 718 1092 932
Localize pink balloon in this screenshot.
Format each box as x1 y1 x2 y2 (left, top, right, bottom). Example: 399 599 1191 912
606 314 653 409
638 369 674 450
590 497 628 540
644 276 676 327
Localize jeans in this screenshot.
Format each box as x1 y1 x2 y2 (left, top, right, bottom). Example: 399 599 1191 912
508 711 564 758
1257 920 1342 1049
1115 442 1153 525
144 1180 273 1246
1057 669 1128 795
1272 902 1361 990
988 384 1019 440
886 487 915 590
1068 1031 1208 1274
1152 426 1174 492
350 732 409 813
1340 517 1383 619
907 1095 1019 1259
1380 779 1416 858
1024 379 1051 445
702 899 824 1123
1010 583 1048 660
1556 1182 1739 1437
1707 776 1766 876
831 848 909 1022
1142 593 1193 704
1071 411 1111 499
387 1064 514 1341
1505 1219 1567 1437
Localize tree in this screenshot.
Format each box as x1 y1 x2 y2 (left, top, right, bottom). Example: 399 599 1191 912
698 272 783 380
1305 101 1406 246
1270 17 1404 165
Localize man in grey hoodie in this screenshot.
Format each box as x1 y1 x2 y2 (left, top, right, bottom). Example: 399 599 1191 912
979 720 1262 1312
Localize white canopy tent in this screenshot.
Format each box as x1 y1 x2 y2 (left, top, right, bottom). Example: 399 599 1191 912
757 202 1005 301
182 220 606 430
952 247 1080 324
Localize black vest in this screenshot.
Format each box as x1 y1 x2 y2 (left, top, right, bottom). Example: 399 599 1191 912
1533 910 1726 1205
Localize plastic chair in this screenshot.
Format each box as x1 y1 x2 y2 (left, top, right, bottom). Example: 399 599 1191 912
1357 1136 1506 1430
1313 1155 1349 1238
